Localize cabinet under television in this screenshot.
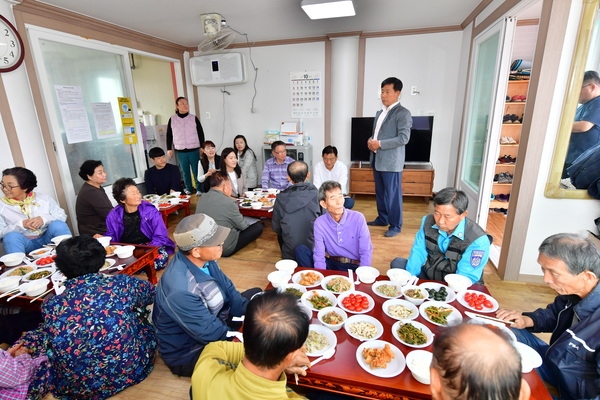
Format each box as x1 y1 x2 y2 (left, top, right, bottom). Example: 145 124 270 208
349 162 434 203
349 115 435 202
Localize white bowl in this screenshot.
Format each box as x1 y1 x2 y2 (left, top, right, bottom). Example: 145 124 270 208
275 259 298 273
344 314 384 341
171 191 181 198
244 191 255 198
444 273 472 292
267 270 291 288
22 268 55 282
386 269 412 285
317 306 348 331
169 197 181 205
114 245 135 258
406 350 433 384
301 289 337 312
401 285 428 305
267 188 278 194
0 252 25 267
277 283 307 298
392 320 434 348
23 278 50 297
96 236 112 248
0 276 22 292
28 247 53 260
251 202 263 210
51 235 72 245
355 266 380 284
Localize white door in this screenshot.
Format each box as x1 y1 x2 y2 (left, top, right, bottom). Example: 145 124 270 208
456 18 516 229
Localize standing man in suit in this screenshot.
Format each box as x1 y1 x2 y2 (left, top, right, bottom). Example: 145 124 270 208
367 77 412 237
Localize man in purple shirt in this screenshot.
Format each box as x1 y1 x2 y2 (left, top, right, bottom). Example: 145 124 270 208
295 180 373 271
261 141 294 190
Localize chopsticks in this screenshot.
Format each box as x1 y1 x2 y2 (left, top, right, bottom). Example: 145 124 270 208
0 287 21 299
465 311 514 325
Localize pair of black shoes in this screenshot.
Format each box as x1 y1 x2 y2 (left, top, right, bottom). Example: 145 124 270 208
497 155 516 164
493 172 513 183
502 114 522 124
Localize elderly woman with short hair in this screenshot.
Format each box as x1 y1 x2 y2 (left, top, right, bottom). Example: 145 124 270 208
105 177 174 270
0 167 71 254
19 235 156 399
75 160 113 237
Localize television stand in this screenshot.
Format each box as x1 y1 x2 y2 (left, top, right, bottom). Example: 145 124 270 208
349 162 434 203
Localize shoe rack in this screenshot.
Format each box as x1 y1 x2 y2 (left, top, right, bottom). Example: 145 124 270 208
490 79 529 212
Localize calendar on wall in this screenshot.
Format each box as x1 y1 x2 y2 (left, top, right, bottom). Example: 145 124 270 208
290 71 322 118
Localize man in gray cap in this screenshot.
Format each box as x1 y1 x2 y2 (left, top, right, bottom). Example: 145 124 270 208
152 213 261 377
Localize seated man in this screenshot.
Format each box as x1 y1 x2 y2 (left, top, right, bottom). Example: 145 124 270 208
195 171 263 257
144 147 183 195
313 145 354 209
272 161 320 260
431 324 530 400
295 180 372 271
261 141 294 190
497 233 600 400
152 214 261 377
390 187 490 283
191 290 311 399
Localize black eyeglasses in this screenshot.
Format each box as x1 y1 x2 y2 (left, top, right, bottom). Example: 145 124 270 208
0 182 20 191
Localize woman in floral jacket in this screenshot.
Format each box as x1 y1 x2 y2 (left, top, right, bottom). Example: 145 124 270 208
21 235 156 399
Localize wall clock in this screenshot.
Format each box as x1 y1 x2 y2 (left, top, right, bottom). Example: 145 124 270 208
0 13 24 72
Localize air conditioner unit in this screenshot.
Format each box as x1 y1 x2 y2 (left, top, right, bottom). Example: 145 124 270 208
190 52 246 86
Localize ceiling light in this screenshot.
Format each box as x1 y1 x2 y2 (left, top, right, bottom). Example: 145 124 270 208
301 0 355 20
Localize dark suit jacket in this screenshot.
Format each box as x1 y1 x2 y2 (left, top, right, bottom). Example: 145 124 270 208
370 104 412 172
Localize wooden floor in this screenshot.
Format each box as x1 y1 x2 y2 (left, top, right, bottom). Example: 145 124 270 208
43 195 555 400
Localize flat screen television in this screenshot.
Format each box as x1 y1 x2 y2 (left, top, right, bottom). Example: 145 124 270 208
350 116 434 164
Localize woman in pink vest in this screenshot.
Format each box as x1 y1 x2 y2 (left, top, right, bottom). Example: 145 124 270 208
166 97 205 195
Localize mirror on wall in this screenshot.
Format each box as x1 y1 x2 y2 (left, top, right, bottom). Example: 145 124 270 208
545 0 600 199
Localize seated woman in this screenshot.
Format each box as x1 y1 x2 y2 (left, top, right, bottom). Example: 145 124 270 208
0 167 71 254
197 140 221 194
75 160 114 237
20 235 156 399
234 135 258 189
220 147 246 198
105 178 175 270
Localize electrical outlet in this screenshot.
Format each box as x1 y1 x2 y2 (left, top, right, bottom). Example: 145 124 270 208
205 112 211 120
411 86 419 95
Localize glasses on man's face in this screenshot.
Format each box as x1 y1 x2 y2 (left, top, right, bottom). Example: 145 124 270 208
0 182 19 191
582 83 592 89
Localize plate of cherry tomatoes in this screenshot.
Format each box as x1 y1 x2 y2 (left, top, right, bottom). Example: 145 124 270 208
337 291 375 314
456 290 499 312
35 255 56 267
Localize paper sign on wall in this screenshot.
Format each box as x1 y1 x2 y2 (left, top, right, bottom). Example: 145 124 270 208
54 85 92 144
118 97 137 144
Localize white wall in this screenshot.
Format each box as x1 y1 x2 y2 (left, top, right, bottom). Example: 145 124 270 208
194 42 326 169
363 31 464 190
517 0 600 276
0 2 56 198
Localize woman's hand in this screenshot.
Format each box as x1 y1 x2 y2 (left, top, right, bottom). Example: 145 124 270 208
23 216 44 231
7 343 31 357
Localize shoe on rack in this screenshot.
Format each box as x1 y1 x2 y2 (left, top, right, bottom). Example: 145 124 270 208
503 114 512 124
505 172 514 183
493 174 500 182
507 136 517 144
500 136 511 144
510 114 520 123
497 172 508 183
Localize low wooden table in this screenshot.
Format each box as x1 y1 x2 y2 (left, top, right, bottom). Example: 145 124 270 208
158 201 190 227
238 205 274 219
280 268 552 400
0 243 158 311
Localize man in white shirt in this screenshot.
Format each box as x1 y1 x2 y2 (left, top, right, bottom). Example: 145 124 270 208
312 145 354 209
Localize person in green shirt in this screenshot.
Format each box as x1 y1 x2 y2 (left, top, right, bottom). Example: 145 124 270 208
191 290 311 400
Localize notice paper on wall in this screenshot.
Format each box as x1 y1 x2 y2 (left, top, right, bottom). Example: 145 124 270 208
91 102 118 139
54 85 92 144
290 71 322 118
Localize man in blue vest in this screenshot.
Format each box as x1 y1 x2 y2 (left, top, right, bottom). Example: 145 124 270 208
390 187 490 283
